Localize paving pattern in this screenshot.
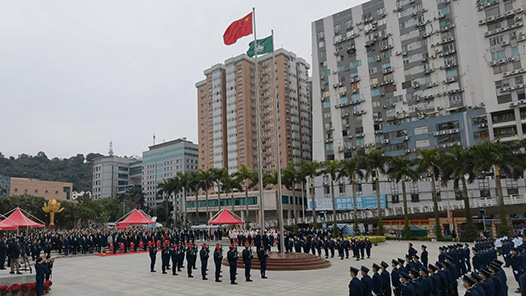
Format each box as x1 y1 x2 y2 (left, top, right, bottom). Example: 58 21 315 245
10 239 516 296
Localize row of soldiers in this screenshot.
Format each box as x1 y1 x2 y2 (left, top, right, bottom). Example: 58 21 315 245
349 242 509 296
148 240 269 285
281 234 373 261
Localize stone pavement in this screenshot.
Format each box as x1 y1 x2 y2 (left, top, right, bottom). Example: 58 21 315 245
38 240 517 295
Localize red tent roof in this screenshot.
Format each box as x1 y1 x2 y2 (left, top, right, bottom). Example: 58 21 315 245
5 208 45 228
0 217 18 230
209 209 244 225
117 209 155 225
116 224 129 229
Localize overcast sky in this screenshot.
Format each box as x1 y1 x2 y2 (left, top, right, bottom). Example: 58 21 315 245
0 0 366 159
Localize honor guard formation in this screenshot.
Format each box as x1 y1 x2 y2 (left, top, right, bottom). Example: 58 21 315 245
349 237 526 296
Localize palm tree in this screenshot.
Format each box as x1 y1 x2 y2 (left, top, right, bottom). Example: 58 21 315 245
472 138 526 235
157 176 181 228
197 169 214 222
177 171 197 229
222 173 243 212
415 149 443 239
210 168 228 212
363 148 388 236
282 163 301 225
387 156 417 239
441 145 478 241
300 160 321 228
235 164 258 228
323 159 341 237
339 155 365 234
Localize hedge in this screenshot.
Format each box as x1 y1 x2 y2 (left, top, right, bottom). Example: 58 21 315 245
345 236 386 244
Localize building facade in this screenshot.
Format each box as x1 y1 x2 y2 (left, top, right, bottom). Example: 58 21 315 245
196 48 312 174
309 0 526 213
92 156 142 200
8 177 73 201
142 138 199 208
312 0 525 162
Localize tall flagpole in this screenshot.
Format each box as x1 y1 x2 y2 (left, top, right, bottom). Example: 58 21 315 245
253 7 265 233
271 30 285 254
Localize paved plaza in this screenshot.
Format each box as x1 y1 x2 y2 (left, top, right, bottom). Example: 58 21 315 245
6 240 517 296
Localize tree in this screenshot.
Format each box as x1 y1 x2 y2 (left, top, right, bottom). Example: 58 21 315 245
197 169 214 223
387 156 417 239
222 173 242 212
472 138 526 236
363 148 388 236
300 160 321 228
235 164 258 228
282 163 300 226
441 145 478 241
339 156 365 235
323 160 341 237
177 171 197 228
158 177 181 227
211 168 228 213
415 149 443 239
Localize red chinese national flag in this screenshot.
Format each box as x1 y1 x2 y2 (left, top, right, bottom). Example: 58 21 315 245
223 12 253 46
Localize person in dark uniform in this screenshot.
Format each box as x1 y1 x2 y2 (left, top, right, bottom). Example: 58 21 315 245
35 257 49 296
242 244 253 282
479 268 495 296
392 259 401 296
419 267 432 296
148 242 157 272
186 243 196 278
350 266 363 296
361 265 373 296
0 236 7 270
257 244 268 279
510 248 524 293
200 243 209 280
421 245 428 268
359 239 366 260
213 244 223 282
170 245 178 276
408 243 417 258
464 244 472 272
161 245 171 274
400 272 415 296
372 263 384 296
380 261 391 296
470 272 486 296
462 275 480 296
409 269 421 296
428 264 440 296
227 244 239 285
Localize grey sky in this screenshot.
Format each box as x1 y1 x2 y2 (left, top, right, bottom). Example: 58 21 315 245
0 0 366 159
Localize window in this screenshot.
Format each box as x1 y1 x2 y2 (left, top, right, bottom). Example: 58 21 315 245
490 35 503 46
369 67 378 74
371 89 380 97
491 50 506 61
337 65 346 72
350 60 362 68
439 7 449 16
504 1 513 11
446 69 458 79
345 20 353 29
318 41 325 48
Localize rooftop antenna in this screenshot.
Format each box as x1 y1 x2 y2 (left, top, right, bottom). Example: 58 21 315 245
153 133 156 145
109 141 114 156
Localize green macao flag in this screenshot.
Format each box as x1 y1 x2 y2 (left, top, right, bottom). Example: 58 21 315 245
247 35 273 57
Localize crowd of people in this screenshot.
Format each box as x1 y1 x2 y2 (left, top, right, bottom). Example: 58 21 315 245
348 238 522 296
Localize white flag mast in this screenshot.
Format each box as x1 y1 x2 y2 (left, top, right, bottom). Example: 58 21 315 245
252 7 265 233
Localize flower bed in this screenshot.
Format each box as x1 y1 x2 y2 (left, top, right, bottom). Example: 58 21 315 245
0 280 53 296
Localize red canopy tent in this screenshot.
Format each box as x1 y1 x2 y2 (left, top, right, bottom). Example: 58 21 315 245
116 209 155 225
0 214 18 230
3 207 45 228
116 224 129 229
209 209 244 225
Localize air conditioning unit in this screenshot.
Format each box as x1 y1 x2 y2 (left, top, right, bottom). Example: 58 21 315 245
403 136 409 141
382 139 390 144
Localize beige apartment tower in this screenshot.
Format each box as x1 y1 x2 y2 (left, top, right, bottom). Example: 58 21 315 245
196 48 312 174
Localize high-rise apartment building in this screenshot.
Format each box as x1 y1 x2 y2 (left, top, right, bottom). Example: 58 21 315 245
142 138 199 208
312 0 525 161
92 156 142 200
196 48 312 174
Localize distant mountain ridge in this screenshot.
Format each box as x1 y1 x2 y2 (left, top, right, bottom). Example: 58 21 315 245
0 151 104 191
